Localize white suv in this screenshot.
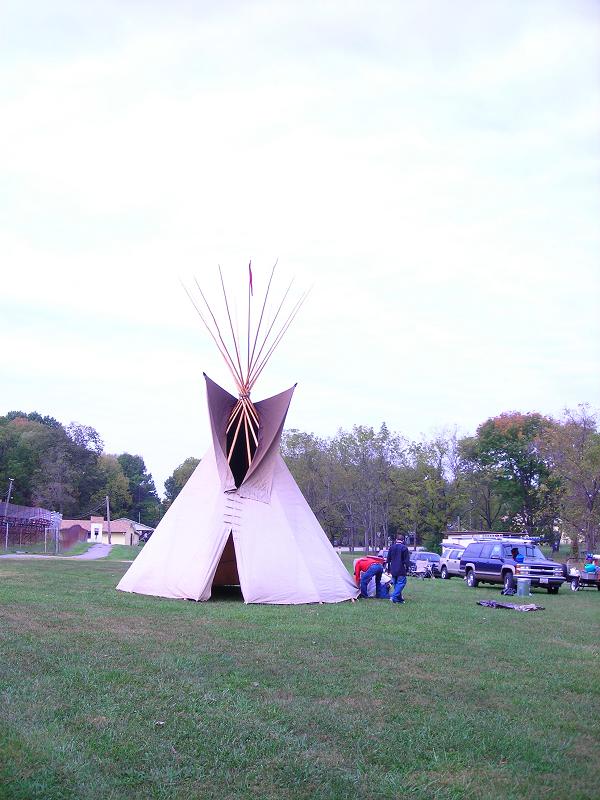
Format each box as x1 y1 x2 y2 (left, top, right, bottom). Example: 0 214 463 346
439 547 465 579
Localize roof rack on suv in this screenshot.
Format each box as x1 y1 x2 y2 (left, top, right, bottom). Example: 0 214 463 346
443 531 540 549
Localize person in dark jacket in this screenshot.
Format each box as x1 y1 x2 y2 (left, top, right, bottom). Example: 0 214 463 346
386 535 411 603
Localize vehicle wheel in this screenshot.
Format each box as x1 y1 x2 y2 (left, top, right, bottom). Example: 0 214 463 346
547 585 559 594
503 572 515 593
441 566 449 580
466 569 478 588
570 578 579 592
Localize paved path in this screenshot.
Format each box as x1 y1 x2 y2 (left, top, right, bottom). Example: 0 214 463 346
0 543 113 560
72 543 113 559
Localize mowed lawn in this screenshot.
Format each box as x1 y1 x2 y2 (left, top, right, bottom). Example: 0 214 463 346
1 558 599 800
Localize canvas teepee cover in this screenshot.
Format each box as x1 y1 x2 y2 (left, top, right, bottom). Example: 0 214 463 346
117 267 358 604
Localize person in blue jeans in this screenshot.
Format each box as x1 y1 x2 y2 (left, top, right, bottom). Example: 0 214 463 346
359 561 384 598
386 534 411 603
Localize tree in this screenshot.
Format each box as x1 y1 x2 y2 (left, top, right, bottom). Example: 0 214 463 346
539 406 600 554
6 411 63 429
117 453 161 525
325 424 407 551
282 430 347 543
0 412 111 516
163 457 200 509
0 416 43 505
464 413 561 537
31 445 80 514
0 411 165 525
393 437 456 551
66 422 104 454
91 455 133 519
459 436 514 531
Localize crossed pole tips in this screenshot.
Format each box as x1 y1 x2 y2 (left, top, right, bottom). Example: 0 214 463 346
181 261 310 470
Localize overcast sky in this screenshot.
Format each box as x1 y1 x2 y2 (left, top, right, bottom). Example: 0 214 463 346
1 0 599 494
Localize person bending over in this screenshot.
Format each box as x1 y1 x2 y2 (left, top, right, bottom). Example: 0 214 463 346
354 555 385 598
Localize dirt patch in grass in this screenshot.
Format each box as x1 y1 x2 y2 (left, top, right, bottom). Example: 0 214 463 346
424 765 514 793
1 608 56 634
570 733 600 760
317 695 384 711
272 690 295 704
86 716 110 728
0 569 25 578
302 742 347 769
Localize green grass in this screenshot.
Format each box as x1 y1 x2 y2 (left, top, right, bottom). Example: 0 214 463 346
1 541 56 555
102 544 143 561
0 559 598 800
64 541 96 556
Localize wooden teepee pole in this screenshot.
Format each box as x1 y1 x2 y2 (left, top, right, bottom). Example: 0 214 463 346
226 401 242 434
243 410 252 466
182 281 243 391
247 277 294 379
218 266 245 388
249 290 310 390
247 261 252 380
227 408 245 464
242 397 259 445
248 260 277 376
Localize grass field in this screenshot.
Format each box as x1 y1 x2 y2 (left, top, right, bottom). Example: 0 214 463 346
1 557 599 800
101 544 144 561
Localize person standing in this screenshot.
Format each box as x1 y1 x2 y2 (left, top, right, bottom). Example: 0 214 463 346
387 535 411 604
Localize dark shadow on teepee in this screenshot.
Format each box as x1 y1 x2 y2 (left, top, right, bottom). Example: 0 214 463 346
211 532 240 589
227 410 258 487
209 585 244 601
210 531 243 600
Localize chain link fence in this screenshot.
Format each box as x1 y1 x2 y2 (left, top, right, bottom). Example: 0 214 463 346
1 501 62 553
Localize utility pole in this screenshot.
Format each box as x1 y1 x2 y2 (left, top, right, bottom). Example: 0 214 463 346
51 511 61 555
106 495 112 545
4 477 14 551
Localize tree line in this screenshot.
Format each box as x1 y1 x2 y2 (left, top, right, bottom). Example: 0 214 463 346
2 406 599 554
0 412 162 526
280 406 600 555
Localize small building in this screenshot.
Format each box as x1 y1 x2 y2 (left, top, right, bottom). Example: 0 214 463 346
115 518 154 543
60 516 153 546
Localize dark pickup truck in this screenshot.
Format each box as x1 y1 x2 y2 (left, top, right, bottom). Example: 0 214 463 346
460 540 565 594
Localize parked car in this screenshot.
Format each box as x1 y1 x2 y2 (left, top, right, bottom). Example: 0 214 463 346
460 541 565 594
438 547 464 579
409 551 441 576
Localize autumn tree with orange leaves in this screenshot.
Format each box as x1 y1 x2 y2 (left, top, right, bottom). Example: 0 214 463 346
460 412 562 538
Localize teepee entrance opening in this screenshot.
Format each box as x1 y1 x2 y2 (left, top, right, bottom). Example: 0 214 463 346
212 532 240 588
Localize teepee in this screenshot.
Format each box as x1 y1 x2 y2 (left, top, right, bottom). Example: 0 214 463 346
117 263 358 604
